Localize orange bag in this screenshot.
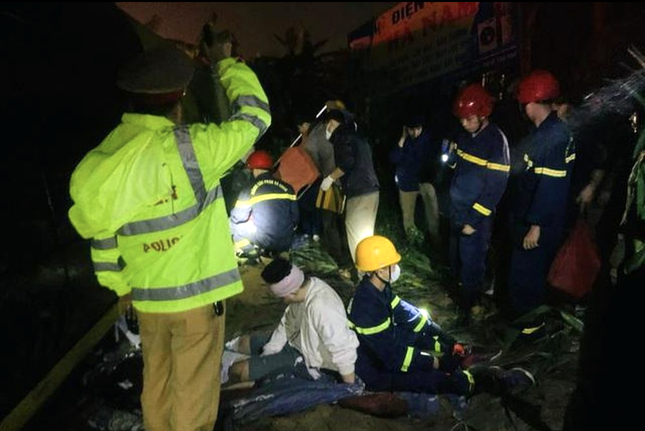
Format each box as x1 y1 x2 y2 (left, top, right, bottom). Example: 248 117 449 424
547 220 601 299
276 146 320 194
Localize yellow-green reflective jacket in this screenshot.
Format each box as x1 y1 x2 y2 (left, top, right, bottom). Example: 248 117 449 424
68 58 271 313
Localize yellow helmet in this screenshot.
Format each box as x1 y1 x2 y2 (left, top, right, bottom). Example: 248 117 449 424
356 235 401 272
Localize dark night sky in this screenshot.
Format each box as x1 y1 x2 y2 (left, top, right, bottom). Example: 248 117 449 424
117 2 395 58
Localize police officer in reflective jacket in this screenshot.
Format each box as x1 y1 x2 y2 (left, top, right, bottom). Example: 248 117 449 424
68 38 271 431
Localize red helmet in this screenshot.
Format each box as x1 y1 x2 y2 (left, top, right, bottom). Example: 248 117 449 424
246 150 273 169
517 70 560 104
453 84 494 118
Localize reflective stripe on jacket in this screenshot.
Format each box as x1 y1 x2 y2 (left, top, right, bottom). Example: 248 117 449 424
450 123 510 227
230 172 298 251
513 112 574 228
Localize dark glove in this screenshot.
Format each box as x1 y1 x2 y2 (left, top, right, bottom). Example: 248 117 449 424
201 24 233 64
437 330 457 352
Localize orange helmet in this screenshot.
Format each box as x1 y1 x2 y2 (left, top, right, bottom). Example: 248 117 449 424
517 70 560 104
246 150 273 169
453 84 494 118
355 235 401 272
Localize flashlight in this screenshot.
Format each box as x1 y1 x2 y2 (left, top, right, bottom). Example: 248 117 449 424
441 139 450 163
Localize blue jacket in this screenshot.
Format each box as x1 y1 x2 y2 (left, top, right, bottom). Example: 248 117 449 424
230 172 298 251
348 278 454 374
390 130 436 191
512 112 575 233
449 123 510 227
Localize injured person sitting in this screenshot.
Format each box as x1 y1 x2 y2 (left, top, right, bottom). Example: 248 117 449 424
222 257 359 385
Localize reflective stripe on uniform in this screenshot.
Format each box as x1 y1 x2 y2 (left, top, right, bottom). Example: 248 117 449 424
92 237 117 250
348 318 392 335
390 295 401 309
230 112 269 138
534 167 567 177
463 369 475 393
234 193 296 208
433 335 441 352
131 267 241 301
457 149 487 166
473 202 492 216
175 127 206 207
119 185 223 235
401 346 415 372
232 95 271 116
486 162 510 172
458 149 509 172
413 312 428 332
93 261 122 272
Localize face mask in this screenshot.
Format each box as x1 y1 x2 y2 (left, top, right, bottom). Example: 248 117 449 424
390 264 401 283
325 126 333 141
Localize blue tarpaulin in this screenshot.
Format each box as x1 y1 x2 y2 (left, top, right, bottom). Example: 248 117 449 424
228 368 364 424
226 365 465 423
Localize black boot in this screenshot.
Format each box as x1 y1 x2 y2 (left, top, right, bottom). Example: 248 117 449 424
469 365 536 397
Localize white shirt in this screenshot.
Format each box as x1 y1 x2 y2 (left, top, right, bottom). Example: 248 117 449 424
262 277 359 379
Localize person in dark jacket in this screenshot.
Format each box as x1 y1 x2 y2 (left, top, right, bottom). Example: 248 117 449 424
298 105 354 273
390 115 440 244
509 71 575 338
348 235 535 396
448 84 510 323
320 109 380 264
231 150 299 257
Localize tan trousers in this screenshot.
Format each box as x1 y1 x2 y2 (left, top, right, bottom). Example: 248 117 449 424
138 304 225 431
398 190 420 233
345 191 380 262
398 183 440 242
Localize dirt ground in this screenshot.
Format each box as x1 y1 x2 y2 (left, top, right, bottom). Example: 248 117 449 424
10 240 580 431
223 243 579 431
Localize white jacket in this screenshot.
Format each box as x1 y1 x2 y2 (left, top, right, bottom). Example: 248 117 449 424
262 277 359 379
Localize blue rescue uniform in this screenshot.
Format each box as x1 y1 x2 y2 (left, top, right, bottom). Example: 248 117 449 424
509 112 575 318
348 278 471 395
230 172 298 254
449 123 510 307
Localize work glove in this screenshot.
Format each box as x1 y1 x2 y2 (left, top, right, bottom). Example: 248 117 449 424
320 175 334 192
452 343 466 356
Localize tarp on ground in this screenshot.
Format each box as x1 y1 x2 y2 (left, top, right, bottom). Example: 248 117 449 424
226 368 363 424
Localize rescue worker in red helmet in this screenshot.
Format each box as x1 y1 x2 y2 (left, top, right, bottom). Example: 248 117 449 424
230 150 299 258
509 70 575 339
448 83 510 324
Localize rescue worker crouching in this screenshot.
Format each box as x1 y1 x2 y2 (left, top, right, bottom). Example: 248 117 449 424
348 235 535 397
230 150 299 259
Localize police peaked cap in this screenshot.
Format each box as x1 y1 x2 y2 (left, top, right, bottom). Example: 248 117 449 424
117 44 195 94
